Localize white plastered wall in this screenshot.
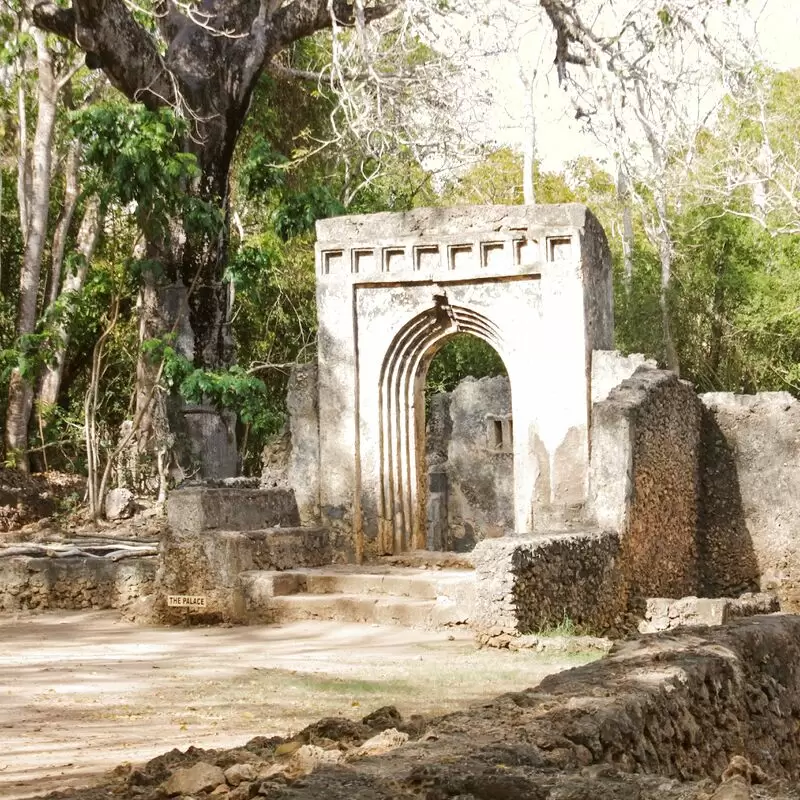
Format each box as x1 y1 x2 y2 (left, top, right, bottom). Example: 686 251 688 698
314 205 613 560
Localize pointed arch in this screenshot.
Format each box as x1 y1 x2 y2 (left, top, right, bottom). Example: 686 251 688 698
377 299 510 553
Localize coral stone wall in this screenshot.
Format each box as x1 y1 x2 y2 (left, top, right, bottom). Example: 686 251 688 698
216 615 800 800
471 531 627 640
426 375 515 550
0 556 156 611
700 392 800 608
591 368 702 599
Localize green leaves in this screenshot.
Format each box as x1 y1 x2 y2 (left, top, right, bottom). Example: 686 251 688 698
426 336 507 397
271 185 345 240
72 102 219 241
144 336 275 434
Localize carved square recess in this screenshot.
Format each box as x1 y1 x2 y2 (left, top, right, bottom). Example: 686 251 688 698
383 247 406 272
414 245 440 271
449 244 475 270
548 236 573 261
352 249 375 273
514 239 538 265
486 415 513 453
481 242 506 268
322 250 344 275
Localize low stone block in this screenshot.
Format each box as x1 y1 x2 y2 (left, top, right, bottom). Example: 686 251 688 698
163 762 225 796
471 530 626 639
154 527 331 624
167 487 300 533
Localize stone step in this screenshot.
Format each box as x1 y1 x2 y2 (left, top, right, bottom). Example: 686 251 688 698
263 592 470 629
239 567 474 601
238 567 475 630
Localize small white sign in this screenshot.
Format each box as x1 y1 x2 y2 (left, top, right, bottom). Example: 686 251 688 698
167 595 207 608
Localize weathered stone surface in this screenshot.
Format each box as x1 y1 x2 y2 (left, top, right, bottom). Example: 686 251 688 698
259 428 290 490
180 404 237 480
700 392 800 608
471 531 627 638
286 744 344 777
591 367 702 599
223 763 256 787
166 487 300 533
154 527 331 623
361 706 403 731
285 364 321 526
259 364 321 530
314 203 613 559
0 555 156 612
163 761 225 796
104 488 136 520
426 375 514 551
639 593 779 633
347 728 409 759
591 350 656 404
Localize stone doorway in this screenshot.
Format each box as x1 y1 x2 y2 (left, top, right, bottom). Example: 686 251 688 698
423 335 512 552
313 205 613 563
376 299 520 555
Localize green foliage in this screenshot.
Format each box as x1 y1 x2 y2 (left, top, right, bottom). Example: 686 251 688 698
144 338 284 450
426 335 507 397
73 103 222 239
443 148 523 205
442 147 579 206
0 332 57 383
532 612 583 637
271 185 345 240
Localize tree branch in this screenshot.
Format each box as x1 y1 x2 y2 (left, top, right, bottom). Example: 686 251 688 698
268 0 397 55
32 0 175 109
30 1 77 41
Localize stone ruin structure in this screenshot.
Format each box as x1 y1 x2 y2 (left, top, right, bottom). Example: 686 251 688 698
2 203 799 644
312 204 613 559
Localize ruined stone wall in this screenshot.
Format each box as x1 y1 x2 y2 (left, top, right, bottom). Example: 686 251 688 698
426 375 514 551
0 556 156 611
590 349 656 404
700 392 800 608
471 531 627 640
55 614 800 800
260 365 322 527
591 368 702 599
286 364 321 525
176 614 799 800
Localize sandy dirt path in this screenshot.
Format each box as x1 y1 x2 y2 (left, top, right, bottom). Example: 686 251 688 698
0 611 596 799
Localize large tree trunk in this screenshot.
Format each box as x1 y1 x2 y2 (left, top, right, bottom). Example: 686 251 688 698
131 119 239 483
4 30 59 471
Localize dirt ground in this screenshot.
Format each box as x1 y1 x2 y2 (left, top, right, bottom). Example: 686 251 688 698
0 611 598 800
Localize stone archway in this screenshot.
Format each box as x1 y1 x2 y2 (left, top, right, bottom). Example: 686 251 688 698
378 298 510 554
313 205 613 562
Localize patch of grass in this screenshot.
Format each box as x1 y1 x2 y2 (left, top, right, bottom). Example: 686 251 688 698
531 612 584 638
